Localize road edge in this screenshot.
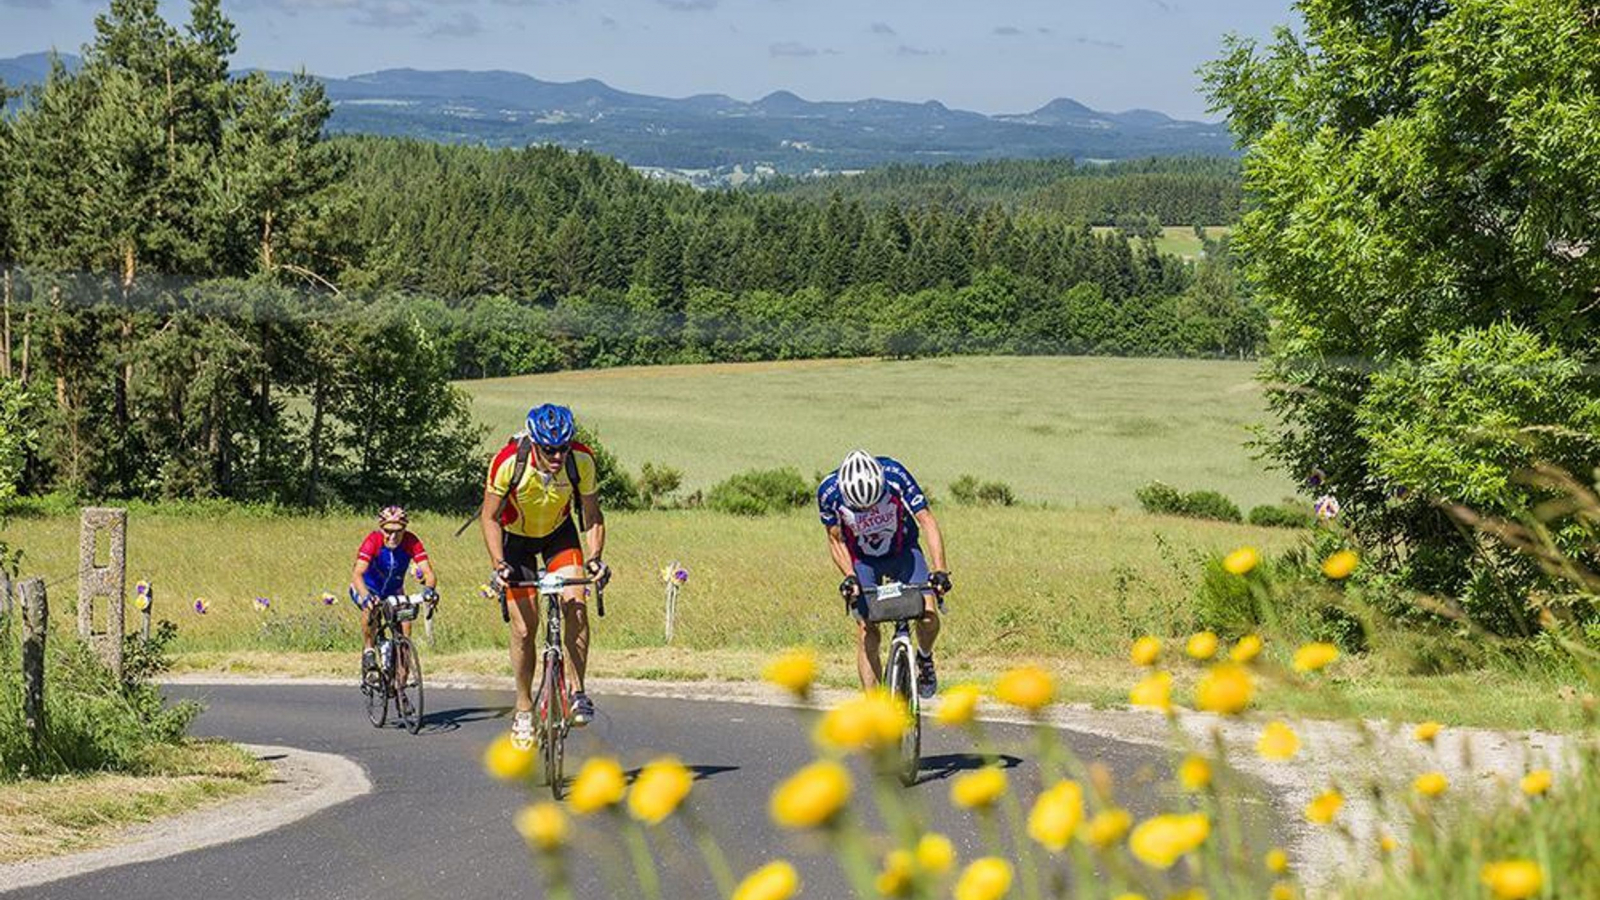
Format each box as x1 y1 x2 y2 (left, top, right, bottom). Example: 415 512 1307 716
0 743 371 894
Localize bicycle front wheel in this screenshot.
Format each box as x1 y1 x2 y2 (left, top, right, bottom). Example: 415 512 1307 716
395 638 424 734
888 641 921 786
365 655 388 728
535 653 566 798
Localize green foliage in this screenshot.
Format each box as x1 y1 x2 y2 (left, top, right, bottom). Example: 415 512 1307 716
1135 481 1243 522
1204 0 1600 620
0 377 30 503
949 474 1016 507
705 467 811 516
637 462 684 509
1246 502 1312 529
573 424 641 511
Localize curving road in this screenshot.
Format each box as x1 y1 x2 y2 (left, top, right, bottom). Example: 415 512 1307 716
10 683 1281 900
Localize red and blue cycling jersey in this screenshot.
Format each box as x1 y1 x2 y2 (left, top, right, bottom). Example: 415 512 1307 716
356 531 429 599
817 457 929 559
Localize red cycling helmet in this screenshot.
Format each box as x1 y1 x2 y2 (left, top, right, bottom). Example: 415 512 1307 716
377 505 409 530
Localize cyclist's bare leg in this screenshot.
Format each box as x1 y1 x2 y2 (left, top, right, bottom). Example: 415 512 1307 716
507 590 539 712
856 619 884 690
916 595 941 655
556 563 589 694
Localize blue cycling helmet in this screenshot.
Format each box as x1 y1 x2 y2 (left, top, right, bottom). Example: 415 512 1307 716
526 403 576 447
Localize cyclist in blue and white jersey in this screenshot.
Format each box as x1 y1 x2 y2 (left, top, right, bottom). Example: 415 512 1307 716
818 450 951 696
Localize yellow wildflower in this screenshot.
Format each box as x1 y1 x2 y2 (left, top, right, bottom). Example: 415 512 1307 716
1292 642 1339 673
1130 670 1173 713
994 666 1055 711
1480 860 1543 900
1256 721 1300 761
875 850 915 898
1222 546 1259 576
1413 721 1442 742
815 690 905 753
1128 812 1211 869
915 833 956 874
482 733 536 781
513 802 568 851
1112 895 1148 900
762 650 817 699
1520 769 1552 796
1229 634 1263 663
1178 755 1211 791
936 684 982 727
628 756 693 824
1321 549 1359 580
1265 848 1289 874
1413 771 1448 798
1185 631 1219 661
1169 891 1207 900
1195 663 1254 715
732 860 800 900
1269 881 1298 900
1130 635 1162 666
1025 779 1084 851
1378 834 1398 854
770 760 852 829
568 757 627 814
1081 808 1133 848
953 857 1013 900
950 766 1007 810
1304 790 1343 825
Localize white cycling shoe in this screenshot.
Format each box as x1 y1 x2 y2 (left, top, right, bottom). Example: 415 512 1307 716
511 710 535 751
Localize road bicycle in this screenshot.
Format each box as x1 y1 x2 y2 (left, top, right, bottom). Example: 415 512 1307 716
361 593 433 734
499 571 605 799
859 580 936 786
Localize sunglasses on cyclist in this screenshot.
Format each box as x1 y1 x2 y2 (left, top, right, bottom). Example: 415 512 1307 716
537 443 570 456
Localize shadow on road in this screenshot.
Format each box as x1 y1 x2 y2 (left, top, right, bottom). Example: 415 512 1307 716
418 705 514 733
623 764 741 783
914 752 1024 784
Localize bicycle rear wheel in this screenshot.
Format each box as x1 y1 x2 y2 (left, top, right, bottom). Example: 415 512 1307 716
395 638 424 734
888 640 921 786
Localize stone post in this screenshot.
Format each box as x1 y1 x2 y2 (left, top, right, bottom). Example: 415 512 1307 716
20 578 46 749
79 507 128 679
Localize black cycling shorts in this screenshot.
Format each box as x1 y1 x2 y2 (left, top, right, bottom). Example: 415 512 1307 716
502 517 584 583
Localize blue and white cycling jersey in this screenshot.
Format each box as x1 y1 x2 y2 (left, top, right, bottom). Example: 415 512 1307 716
817 456 929 559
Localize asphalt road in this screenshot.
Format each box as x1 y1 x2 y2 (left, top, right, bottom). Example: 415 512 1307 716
13 683 1281 900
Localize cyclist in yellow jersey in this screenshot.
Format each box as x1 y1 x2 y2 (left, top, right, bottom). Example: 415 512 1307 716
479 403 609 748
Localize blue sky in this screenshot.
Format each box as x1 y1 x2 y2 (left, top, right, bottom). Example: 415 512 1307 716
2 0 1295 120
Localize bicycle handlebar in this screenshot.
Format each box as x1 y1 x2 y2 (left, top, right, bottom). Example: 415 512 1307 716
494 575 607 621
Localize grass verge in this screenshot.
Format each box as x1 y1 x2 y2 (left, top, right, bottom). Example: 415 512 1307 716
0 739 269 864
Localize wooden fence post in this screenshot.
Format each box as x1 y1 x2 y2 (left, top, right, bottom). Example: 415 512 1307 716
20 578 46 750
79 507 128 680
0 568 12 620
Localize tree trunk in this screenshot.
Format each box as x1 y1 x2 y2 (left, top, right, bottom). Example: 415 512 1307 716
260 209 274 272
2 268 12 379
305 367 325 506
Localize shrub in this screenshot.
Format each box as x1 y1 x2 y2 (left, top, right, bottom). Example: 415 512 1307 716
575 425 641 511
705 468 811 516
950 474 1018 507
637 462 684 509
1246 502 1312 529
1135 481 1242 522
1134 481 1186 516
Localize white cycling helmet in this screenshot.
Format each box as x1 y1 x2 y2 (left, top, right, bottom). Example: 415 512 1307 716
837 450 886 510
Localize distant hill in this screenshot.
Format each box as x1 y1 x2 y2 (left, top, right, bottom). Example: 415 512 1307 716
1 52 1236 178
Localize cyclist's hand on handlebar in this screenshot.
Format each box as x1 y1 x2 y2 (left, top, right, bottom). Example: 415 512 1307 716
839 574 861 600
586 558 611 588
930 570 953 596
422 586 440 605
491 562 513 591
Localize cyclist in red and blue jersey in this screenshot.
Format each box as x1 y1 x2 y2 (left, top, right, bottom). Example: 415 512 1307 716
819 450 951 696
349 506 439 675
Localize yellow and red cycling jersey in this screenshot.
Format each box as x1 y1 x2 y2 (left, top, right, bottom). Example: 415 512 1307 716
485 442 598 539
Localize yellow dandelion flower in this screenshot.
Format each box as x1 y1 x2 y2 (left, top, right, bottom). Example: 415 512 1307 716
1413 721 1442 742
1195 663 1254 715
1265 848 1289 874
936 684 982 727
1229 634 1263 663
770 759 852 829
628 756 694 825
1222 546 1260 576
1378 834 1398 854
482 733 536 781
814 690 905 753
1130 670 1173 713
1480 860 1543 900
1256 721 1300 761
1520 769 1552 796
514 802 568 852
1081 808 1132 848
568 757 627 814
1128 812 1210 869
762 650 817 699
732 860 800 900
1131 636 1162 666
1321 549 1359 580
1112 895 1148 900
1185 631 1219 661
953 857 1013 900
875 849 916 898
916 833 956 874
951 766 1008 810
994 666 1055 711
1178 755 1211 791
1413 771 1448 798
1168 891 1207 900
1292 642 1339 673
1269 880 1298 900
1304 790 1343 825
1025 779 1084 851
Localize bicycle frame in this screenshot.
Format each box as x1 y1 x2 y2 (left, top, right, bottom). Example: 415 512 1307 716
500 571 604 796
860 581 936 786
